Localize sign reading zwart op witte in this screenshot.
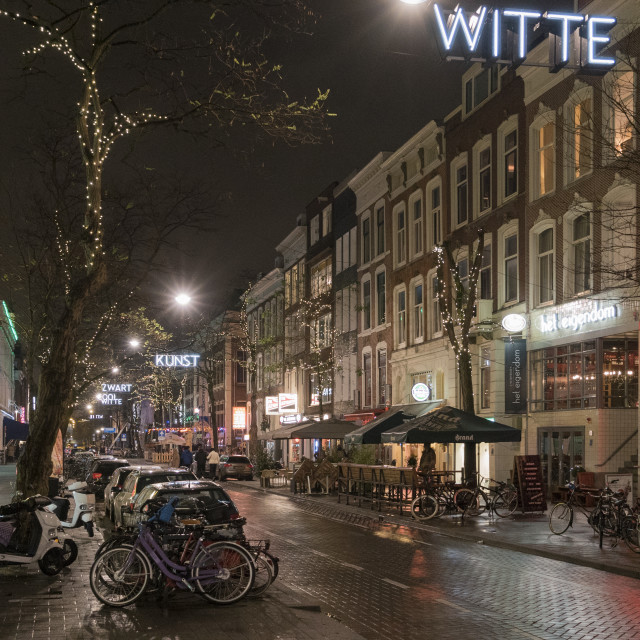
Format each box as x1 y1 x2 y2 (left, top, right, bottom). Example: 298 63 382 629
504 339 526 414
431 4 616 72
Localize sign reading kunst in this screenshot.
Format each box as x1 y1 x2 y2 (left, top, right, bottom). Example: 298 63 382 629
505 339 527 414
154 354 201 367
432 4 616 72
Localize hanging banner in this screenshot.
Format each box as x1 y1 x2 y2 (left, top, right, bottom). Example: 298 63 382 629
265 396 280 415
504 339 527 414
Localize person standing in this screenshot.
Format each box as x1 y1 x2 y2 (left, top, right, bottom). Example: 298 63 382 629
194 444 207 478
207 448 220 480
171 445 180 469
180 446 193 469
418 445 437 475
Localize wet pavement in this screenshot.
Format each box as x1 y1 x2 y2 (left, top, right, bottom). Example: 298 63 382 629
2 462 640 639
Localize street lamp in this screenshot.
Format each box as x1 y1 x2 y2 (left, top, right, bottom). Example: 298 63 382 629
175 293 191 306
129 338 140 348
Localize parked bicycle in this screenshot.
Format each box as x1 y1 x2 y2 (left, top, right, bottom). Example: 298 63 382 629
410 472 473 521
549 482 595 535
90 498 256 607
458 473 519 519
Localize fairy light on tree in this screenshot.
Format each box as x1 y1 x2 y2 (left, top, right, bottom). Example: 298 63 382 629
3 1 331 497
434 229 485 481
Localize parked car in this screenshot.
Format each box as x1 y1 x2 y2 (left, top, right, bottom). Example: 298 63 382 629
103 465 162 519
85 458 129 494
131 480 240 527
218 455 254 481
112 468 197 528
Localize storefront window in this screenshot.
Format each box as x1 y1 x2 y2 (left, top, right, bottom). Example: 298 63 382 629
531 338 636 411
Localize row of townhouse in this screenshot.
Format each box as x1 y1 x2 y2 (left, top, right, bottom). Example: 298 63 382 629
220 0 640 496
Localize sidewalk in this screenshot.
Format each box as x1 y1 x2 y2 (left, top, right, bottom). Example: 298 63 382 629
232 476 640 581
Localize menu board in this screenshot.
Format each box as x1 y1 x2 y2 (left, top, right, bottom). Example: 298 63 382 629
514 455 547 513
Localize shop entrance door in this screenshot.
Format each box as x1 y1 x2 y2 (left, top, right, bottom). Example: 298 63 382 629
538 428 585 497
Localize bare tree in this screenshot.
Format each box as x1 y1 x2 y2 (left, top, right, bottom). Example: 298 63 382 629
0 0 331 495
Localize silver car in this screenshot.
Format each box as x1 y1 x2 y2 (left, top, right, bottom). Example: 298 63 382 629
103 465 162 520
112 468 197 528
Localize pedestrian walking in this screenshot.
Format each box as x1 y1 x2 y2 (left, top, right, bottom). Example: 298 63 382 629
180 446 193 469
194 444 207 478
418 445 437 476
207 448 220 480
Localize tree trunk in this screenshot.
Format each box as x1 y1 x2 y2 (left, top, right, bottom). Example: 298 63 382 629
249 370 258 463
17 267 105 497
458 347 477 484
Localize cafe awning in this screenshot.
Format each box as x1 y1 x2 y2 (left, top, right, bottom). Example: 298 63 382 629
344 400 444 446
258 418 355 441
380 406 522 444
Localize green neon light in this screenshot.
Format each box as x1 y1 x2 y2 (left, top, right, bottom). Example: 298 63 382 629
2 301 18 342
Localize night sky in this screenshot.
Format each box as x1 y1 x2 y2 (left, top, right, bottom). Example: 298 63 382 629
0 0 575 313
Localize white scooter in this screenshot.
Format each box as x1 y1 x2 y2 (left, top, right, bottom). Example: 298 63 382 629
48 481 95 537
0 495 77 575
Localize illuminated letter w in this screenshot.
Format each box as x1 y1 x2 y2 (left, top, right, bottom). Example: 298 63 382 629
434 4 488 52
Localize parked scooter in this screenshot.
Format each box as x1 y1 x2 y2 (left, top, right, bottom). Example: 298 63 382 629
0 495 78 575
47 481 95 537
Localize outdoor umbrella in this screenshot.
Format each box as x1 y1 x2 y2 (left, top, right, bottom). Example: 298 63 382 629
344 401 444 445
289 418 356 440
380 406 522 444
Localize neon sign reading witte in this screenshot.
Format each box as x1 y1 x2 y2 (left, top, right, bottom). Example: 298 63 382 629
433 4 616 70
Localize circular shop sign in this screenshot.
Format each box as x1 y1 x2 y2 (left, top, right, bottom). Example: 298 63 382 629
411 383 431 402
501 313 527 333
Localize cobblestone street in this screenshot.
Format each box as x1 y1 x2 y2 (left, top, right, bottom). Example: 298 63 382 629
2 465 640 640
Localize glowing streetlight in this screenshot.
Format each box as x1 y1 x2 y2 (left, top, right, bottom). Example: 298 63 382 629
175 293 191 306
399 0 429 4
112 366 120 374
86 404 93 411
129 338 140 348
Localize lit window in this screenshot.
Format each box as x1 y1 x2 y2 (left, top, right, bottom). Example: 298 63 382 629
310 258 332 297
571 97 592 180
612 70 634 155
504 129 518 199
537 121 555 196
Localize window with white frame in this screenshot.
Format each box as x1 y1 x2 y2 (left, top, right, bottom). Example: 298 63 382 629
411 194 423 257
476 143 491 215
310 257 332 297
322 206 332 237
377 349 387 406
463 66 499 115
497 116 518 205
312 313 332 350
310 215 320 244
452 158 468 227
362 278 371 331
429 182 442 247
430 272 442 336
567 93 592 182
457 256 469 292
376 270 386 326
601 186 636 290
396 288 407 346
531 116 555 198
572 212 591 294
336 227 356 274
479 243 492 300
376 206 385 256
536 226 554 305
611 70 634 156
480 347 491 410
363 351 372 407
362 215 371 264
504 232 518 304
395 206 406 264
336 285 356 334
412 281 424 342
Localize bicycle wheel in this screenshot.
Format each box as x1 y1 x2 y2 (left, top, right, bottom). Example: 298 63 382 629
192 542 255 605
622 515 640 553
264 550 279 582
493 489 518 518
549 502 572 535
410 495 439 521
90 547 150 607
454 488 477 513
248 553 273 597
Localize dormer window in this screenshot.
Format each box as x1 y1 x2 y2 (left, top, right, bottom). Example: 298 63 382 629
464 66 499 116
